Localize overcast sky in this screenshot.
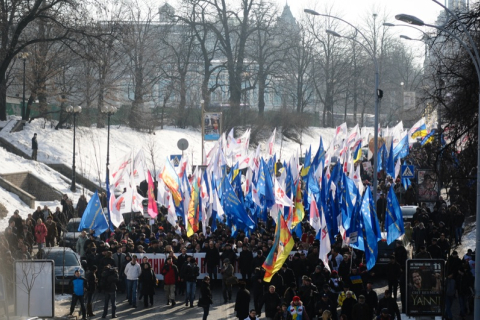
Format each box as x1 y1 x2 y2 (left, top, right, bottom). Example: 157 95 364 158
279 0 445 26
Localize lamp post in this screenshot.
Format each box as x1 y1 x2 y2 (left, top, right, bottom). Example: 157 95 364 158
66 105 82 192
396 4 480 317
18 52 29 120
200 99 205 165
305 8 382 204
101 105 117 231
101 106 118 183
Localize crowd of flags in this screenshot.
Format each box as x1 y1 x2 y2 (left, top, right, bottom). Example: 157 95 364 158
79 117 435 280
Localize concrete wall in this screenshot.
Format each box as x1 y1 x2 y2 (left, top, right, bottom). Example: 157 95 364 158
47 164 105 194
0 171 62 202
0 175 36 208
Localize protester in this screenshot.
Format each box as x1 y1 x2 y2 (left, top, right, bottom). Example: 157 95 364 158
161 257 178 306
101 265 119 318
198 276 213 320
124 255 141 308
69 270 87 320
235 281 251 320
139 262 156 308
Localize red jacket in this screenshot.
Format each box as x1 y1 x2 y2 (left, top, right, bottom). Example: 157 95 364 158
161 263 178 285
35 223 48 243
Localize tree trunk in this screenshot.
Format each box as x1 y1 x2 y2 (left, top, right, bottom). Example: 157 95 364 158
0 76 6 121
258 74 266 116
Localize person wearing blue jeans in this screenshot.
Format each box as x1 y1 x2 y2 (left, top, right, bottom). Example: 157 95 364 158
124 255 142 308
101 265 119 318
186 280 197 307
181 256 200 307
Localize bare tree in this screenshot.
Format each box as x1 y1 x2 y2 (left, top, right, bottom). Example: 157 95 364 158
0 0 104 121
15 260 49 317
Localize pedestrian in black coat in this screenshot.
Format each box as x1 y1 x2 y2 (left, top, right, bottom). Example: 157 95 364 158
235 282 251 319
341 292 357 320
239 246 254 282
204 241 220 280
198 277 213 320
139 263 156 308
377 290 400 320
316 294 337 320
261 285 281 318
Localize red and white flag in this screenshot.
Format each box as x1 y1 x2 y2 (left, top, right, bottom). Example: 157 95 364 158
266 128 276 156
109 192 124 227
309 198 321 234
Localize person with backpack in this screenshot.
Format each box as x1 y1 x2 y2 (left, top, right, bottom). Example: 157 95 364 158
139 262 157 308
181 255 200 308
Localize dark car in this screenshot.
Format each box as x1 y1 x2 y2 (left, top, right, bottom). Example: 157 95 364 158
43 247 85 288
59 218 88 249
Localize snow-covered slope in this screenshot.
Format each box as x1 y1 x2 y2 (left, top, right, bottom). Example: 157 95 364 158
0 117 369 230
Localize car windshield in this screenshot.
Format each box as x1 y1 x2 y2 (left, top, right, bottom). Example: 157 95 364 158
45 252 79 267
66 221 80 232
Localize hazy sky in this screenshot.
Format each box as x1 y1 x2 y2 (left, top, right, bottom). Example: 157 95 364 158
278 0 444 26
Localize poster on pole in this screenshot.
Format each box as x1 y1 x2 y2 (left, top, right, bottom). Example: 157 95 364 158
405 259 444 316
203 112 221 141
417 169 438 202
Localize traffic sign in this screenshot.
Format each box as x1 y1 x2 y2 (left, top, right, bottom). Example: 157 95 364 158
170 155 182 167
177 138 189 151
401 165 415 178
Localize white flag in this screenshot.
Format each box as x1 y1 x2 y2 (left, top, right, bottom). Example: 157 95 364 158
166 191 177 228
109 192 124 227
395 158 401 180
309 198 321 234
319 207 331 271
267 128 276 156
133 149 147 185
274 178 293 207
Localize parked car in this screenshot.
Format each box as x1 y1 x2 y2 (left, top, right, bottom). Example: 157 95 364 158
42 247 84 288
59 218 88 249
400 205 418 222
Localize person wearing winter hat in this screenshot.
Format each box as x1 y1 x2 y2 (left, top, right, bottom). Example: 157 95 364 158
289 296 309 320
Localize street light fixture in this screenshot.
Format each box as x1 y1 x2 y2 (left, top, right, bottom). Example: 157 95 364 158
305 8 381 206
399 35 413 40
18 52 30 121
396 3 480 316
101 105 117 230
66 105 82 192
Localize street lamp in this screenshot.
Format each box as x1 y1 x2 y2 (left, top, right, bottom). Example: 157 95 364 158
66 105 82 192
397 3 480 316
101 105 117 231
306 8 382 205
18 52 29 121
101 105 118 181
200 99 205 164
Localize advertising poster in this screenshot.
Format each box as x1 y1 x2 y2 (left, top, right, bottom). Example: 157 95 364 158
406 259 444 316
204 112 221 141
417 169 439 202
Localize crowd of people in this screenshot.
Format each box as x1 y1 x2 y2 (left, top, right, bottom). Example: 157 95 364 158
0 174 477 320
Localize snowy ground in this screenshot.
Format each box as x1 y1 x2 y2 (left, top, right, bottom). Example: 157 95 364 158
0 117 346 230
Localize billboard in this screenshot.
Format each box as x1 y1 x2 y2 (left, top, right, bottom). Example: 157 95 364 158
417 169 439 202
203 112 221 141
15 260 55 318
406 259 444 316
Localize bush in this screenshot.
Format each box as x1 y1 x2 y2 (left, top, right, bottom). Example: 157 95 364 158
0 202 8 219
